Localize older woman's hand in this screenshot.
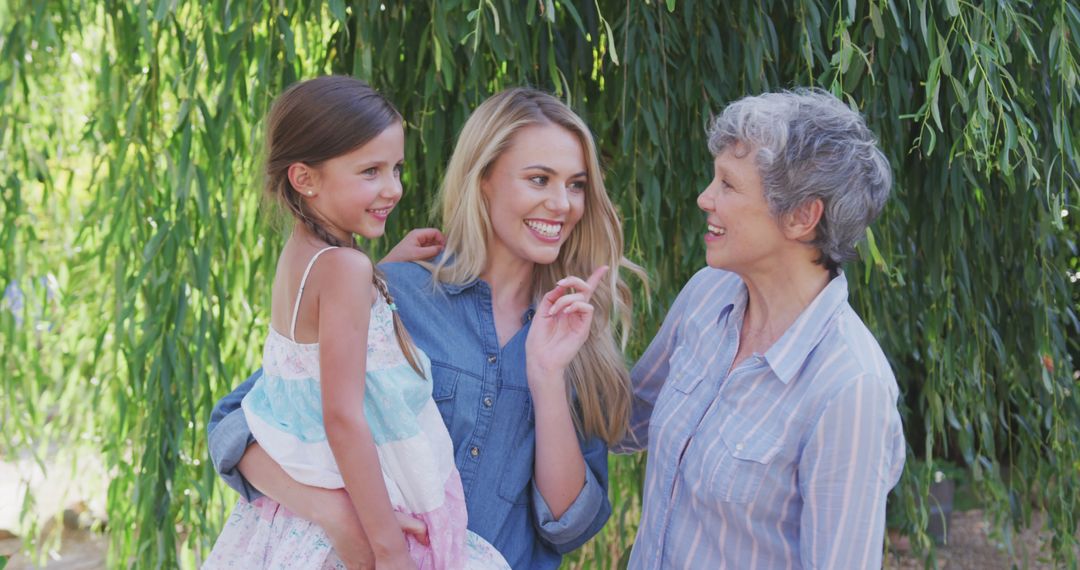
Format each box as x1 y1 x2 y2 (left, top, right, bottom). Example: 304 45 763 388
380 228 445 264
526 266 608 383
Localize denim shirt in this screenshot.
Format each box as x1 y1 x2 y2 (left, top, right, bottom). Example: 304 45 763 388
208 261 611 569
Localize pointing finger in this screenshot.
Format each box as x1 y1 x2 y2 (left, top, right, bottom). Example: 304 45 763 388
585 265 609 292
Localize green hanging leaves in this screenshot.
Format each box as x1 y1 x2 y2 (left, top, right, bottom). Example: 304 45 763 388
1 0 1078 568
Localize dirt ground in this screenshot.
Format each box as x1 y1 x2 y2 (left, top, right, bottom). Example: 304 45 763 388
1 530 106 570
0 450 109 570
885 510 1077 569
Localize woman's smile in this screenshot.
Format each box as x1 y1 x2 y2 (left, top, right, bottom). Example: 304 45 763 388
524 218 564 241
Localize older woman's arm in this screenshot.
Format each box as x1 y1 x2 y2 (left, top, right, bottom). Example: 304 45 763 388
612 268 708 454
798 374 906 569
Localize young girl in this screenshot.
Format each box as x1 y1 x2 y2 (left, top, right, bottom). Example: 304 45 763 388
206 76 508 569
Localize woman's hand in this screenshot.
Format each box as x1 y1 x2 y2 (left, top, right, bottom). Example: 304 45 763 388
236 444 377 569
395 512 430 546
526 266 608 382
380 228 445 264
316 490 376 570
318 495 426 570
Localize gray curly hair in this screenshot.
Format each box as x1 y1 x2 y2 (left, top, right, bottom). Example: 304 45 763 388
707 88 892 271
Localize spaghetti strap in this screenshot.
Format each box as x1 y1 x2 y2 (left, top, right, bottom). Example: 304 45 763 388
289 246 339 341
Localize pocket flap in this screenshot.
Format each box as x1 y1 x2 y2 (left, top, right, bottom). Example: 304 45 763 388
668 345 706 394
430 363 459 401
723 428 782 464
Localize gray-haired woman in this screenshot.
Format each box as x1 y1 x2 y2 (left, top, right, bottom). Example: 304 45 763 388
615 89 907 569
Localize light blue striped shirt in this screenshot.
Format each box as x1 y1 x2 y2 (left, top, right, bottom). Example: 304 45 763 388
615 268 906 569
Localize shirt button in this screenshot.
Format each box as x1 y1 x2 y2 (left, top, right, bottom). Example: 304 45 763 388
735 443 745 451
483 396 493 408
470 446 480 457
487 355 497 364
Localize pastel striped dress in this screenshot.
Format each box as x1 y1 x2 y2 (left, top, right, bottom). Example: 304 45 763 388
206 247 508 570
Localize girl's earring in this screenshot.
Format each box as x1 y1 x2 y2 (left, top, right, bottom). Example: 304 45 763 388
307 191 314 196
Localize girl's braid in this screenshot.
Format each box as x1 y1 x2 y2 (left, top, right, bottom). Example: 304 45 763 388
296 205 424 376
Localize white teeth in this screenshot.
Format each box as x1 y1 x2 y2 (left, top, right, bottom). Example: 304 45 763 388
525 220 562 237
708 224 726 236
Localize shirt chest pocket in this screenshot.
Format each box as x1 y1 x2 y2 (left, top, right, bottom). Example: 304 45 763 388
429 363 460 433
496 388 535 506
666 346 708 395
687 424 785 505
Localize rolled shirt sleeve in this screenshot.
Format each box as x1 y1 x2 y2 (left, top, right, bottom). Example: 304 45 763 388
798 374 906 569
207 370 262 502
530 433 612 553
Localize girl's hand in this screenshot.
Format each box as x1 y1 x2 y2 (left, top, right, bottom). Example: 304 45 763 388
394 512 430 546
318 490 375 570
380 228 445 264
526 266 609 382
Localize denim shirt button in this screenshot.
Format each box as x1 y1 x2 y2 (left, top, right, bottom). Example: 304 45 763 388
470 446 480 457
487 354 497 364
483 396 493 408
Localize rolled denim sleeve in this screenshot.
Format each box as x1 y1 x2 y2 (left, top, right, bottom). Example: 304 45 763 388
530 433 611 553
208 370 262 502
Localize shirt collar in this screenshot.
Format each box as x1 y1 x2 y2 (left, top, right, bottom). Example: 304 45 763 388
427 252 484 296
761 271 850 384
438 275 536 325
417 253 470 296
717 282 748 327
442 279 482 295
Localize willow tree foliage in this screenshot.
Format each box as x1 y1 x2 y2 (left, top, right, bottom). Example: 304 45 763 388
1 0 1077 567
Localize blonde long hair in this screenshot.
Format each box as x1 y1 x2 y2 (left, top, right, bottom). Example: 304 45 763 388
431 88 646 444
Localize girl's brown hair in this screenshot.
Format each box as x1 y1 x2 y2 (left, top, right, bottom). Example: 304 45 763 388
264 76 423 375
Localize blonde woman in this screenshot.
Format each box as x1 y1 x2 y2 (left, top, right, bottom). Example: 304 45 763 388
209 87 642 569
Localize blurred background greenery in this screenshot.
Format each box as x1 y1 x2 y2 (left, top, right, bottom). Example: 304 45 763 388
1 0 1077 568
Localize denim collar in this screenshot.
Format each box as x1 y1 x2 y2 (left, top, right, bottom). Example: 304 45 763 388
438 276 536 325
442 278 483 295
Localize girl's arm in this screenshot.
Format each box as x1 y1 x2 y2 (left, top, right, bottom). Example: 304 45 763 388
317 249 414 569
209 374 376 568
525 267 608 519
